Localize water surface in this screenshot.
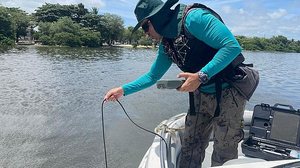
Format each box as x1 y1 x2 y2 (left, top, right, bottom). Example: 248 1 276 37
0 46 299 167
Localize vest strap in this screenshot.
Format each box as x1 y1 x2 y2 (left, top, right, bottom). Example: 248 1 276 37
189 92 196 115
214 78 222 118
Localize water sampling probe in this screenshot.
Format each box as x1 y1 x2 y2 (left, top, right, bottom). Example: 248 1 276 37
101 99 169 168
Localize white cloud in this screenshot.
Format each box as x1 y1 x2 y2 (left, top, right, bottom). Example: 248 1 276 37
267 9 287 19
239 8 245 14
221 5 232 14
216 1 299 40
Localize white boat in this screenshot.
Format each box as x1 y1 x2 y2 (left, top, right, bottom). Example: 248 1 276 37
139 111 300 168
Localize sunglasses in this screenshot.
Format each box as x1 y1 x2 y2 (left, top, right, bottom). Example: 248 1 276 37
141 21 150 33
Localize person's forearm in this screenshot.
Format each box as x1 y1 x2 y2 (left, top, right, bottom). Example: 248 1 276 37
122 44 172 95
122 72 159 95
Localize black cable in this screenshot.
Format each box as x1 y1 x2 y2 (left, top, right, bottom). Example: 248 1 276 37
101 100 108 168
101 99 169 168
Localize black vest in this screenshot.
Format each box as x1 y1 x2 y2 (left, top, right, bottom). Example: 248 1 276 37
161 3 245 116
162 3 244 84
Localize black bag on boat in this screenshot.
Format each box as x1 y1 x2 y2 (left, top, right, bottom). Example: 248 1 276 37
242 103 300 160
225 63 259 101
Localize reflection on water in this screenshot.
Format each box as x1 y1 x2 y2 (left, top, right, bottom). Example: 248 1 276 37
0 46 300 168
35 46 123 61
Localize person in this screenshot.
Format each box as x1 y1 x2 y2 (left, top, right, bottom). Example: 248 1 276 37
104 0 258 167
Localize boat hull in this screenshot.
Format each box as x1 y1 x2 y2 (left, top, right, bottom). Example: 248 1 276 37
138 110 282 168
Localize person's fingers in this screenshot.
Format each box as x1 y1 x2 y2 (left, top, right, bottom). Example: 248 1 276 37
107 95 115 101
104 87 123 102
104 92 113 101
177 72 189 79
177 85 186 92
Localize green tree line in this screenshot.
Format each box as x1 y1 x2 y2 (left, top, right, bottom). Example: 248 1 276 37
0 3 149 49
1 3 300 53
236 35 300 53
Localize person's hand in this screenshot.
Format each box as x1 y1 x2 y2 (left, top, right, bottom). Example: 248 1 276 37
104 87 124 101
177 72 200 92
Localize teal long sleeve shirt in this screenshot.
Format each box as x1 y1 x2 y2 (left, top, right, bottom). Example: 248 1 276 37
122 8 242 96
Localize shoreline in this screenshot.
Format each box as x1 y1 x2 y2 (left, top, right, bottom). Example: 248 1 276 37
13 43 156 49
3 44 299 53
113 44 156 49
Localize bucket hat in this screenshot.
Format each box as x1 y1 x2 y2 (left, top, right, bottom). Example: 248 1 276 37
132 0 181 38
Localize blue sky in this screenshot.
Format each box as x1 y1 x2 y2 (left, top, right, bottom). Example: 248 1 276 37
1 0 300 40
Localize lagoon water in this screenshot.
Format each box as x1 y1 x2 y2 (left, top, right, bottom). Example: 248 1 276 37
0 46 300 168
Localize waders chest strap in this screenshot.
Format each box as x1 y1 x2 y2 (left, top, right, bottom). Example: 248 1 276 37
189 92 196 115
188 79 222 117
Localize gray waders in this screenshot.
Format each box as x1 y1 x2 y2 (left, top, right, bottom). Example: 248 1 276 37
179 87 246 168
